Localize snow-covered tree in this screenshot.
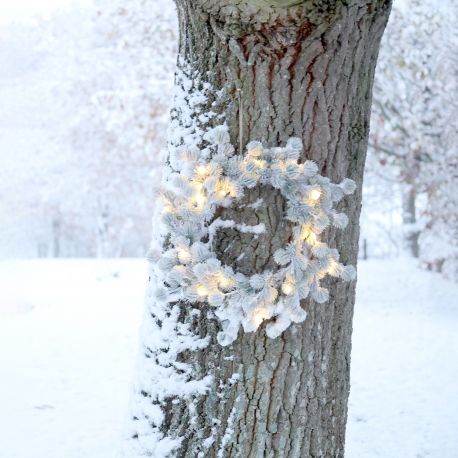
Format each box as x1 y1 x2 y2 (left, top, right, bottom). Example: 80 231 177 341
125 1 392 456
364 0 458 276
419 2 458 279
58 0 178 256
1 1 178 258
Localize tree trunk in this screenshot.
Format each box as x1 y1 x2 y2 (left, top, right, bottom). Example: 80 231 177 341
52 215 61 258
127 1 391 457
402 183 420 258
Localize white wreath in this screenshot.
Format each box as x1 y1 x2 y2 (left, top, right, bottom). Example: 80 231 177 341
149 127 356 346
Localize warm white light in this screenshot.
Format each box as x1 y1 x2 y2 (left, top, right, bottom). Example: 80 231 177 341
309 189 321 202
327 260 339 276
196 284 208 298
163 205 174 214
190 192 207 211
252 159 266 169
217 274 234 290
195 193 206 205
216 179 236 200
174 265 187 274
281 281 295 295
317 269 327 280
177 247 191 263
300 225 318 245
248 147 262 157
196 165 209 178
193 182 204 192
277 160 287 171
252 308 269 327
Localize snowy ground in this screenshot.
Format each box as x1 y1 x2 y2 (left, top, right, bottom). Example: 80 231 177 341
0 258 457 458
0 260 146 458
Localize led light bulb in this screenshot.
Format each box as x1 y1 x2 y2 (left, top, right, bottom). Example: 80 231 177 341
252 308 269 327
218 274 233 290
195 193 206 206
196 165 208 177
253 159 266 169
300 226 318 245
309 189 321 202
196 284 208 298
191 192 206 211
177 247 191 263
216 179 236 200
327 260 339 276
193 182 203 192
300 225 311 240
307 232 318 245
248 147 262 157
282 280 295 295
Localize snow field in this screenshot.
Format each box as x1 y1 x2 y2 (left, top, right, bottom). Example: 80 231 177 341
0 258 456 457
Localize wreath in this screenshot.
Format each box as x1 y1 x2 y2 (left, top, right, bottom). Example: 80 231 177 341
149 127 356 346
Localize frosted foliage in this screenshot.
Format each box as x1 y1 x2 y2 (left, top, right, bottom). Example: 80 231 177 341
53 0 178 257
365 0 458 277
148 65 356 346
154 133 356 345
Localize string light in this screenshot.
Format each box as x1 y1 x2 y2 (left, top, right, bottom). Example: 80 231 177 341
174 265 187 274
192 182 204 192
195 193 206 206
177 247 191 263
190 192 206 211
156 130 357 345
252 308 270 327
217 273 234 290
196 284 209 298
308 189 322 202
300 225 318 245
196 165 209 178
277 160 287 171
217 189 229 200
252 159 266 169
327 259 339 276
248 147 262 157
215 179 236 200
163 205 175 214
281 274 295 295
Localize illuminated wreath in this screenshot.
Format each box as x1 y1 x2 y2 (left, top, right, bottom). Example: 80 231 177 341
150 127 356 346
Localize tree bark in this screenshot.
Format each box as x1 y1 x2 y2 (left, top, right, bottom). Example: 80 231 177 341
130 1 391 457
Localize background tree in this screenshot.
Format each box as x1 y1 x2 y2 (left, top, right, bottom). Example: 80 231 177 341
126 1 392 457
58 0 178 257
364 0 458 275
0 1 178 258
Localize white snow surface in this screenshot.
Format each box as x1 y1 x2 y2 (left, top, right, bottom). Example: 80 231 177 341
0 258 457 457
0 259 146 458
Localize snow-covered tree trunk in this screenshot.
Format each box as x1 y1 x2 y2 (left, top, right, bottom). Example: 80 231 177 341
402 184 420 258
127 1 391 457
